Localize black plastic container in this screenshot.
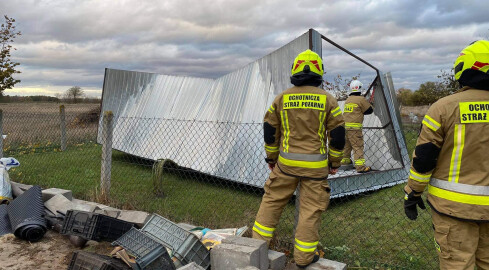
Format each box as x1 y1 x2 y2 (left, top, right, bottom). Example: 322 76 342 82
61 210 135 242
67 251 131 270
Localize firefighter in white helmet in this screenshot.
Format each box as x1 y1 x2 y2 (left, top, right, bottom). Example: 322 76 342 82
403 40 489 269
341 80 373 173
252 49 345 268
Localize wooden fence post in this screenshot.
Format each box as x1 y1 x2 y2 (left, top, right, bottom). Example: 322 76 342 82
101 111 113 198
0 109 3 158
59 105 67 151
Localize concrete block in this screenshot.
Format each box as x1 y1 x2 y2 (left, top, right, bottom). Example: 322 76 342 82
211 243 260 270
221 236 268 270
41 187 73 201
44 194 73 216
93 208 121 218
268 250 286 270
10 181 32 198
70 199 119 212
178 262 205 270
117 210 150 228
308 259 347 270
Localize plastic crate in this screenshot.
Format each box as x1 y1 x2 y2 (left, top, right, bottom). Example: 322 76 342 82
173 236 210 269
61 210 134 242
141 214 210 269
68 251 131 270
113 227 176 270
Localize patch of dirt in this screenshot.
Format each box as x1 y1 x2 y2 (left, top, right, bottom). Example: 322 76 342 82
0 230 113 270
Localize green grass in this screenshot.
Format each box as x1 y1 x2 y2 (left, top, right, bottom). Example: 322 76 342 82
7 141 437 269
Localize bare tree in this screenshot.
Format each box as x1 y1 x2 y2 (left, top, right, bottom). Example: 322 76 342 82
66 86 84 103
0 15 22 96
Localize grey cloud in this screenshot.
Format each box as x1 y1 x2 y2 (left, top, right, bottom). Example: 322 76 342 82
2 0 489 96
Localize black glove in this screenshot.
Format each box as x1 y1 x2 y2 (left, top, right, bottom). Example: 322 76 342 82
404 190 426 220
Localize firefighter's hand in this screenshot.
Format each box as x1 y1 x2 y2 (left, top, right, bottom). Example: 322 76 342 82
404 191 426 220
268 163 275 171
329 168 338 175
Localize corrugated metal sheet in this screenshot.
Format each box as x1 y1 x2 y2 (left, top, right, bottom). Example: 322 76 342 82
99 29 408 194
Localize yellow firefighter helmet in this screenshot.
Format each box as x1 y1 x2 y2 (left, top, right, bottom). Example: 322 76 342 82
291 49 324 77
454 40 489 82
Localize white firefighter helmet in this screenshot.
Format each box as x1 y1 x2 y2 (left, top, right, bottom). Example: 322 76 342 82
350 80 363 93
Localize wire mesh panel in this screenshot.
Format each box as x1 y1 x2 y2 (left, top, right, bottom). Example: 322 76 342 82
0 29 438 269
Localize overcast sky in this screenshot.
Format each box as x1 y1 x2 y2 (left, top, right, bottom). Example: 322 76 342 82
2 0 488 97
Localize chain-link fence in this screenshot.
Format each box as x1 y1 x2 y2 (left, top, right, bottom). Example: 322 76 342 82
0 102 437 269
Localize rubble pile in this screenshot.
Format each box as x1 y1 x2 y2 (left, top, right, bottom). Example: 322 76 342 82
0 157 346 270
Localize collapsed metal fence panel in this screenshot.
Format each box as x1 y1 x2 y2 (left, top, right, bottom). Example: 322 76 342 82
1 28 438 269
99 29 408 197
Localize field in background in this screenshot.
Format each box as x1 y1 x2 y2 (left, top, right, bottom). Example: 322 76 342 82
1 103 435 269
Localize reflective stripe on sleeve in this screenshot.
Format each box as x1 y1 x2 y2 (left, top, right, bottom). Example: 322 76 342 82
409 169 431 183
422 115 441 132
265 145 279 152
268 105 275 114
294 238 318 253
252 221 275 238
328 148 343 157
331 106 342 117
345 122 362 129
448 124 465 183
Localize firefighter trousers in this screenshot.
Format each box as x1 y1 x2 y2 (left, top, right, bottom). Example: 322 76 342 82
252 166 330 266
432 210 489 270
343 129 366 171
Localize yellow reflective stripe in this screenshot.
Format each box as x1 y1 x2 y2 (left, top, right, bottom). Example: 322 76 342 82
331 106 342 117
409 169 431 183
265 145 279 152
318 112 327 154
449 124 465 183
422 115 441 131
354 159 365 165
278 155 328 169
428 184 489 206
253 221 275 237
268 105 275 114
0 196 11 201
345 122 362 129
294 238 318 253
281 111 290 153
328 148 343 157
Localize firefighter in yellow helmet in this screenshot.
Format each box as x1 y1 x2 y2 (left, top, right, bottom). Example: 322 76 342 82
341 80 373 173
252 49 345 268
403 40 489 269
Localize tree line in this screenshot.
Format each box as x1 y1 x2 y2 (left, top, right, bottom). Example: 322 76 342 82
397 70 459 106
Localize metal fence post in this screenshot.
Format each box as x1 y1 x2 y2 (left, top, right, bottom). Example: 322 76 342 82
59 105 67 151
101 111 113 198
0 109 3 158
